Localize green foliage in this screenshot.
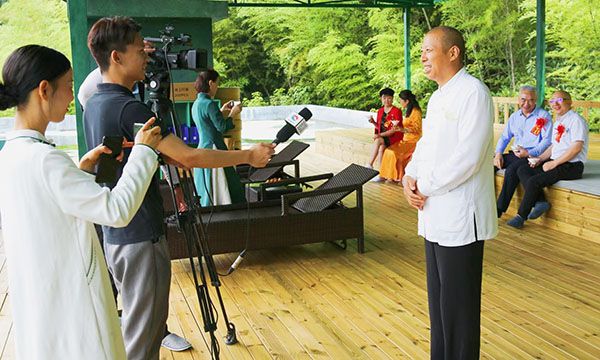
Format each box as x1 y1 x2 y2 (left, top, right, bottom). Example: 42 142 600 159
244 91 268 107
213 9 285 99
213 0 599 121
0 0 71 117
0 0 598 131
541 0 600 99
440 0 535 92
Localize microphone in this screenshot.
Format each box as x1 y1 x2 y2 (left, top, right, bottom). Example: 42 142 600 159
273 107 313 144
227 249 247 275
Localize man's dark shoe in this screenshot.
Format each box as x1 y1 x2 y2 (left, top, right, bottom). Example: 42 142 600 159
507 215 525 229
528 201 551 220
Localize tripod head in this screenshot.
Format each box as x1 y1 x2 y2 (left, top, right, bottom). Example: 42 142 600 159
143 24 208 136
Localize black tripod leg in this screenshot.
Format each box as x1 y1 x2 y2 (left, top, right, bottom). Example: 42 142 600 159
191 220 238 345
149 90 237 358
182 221 220 358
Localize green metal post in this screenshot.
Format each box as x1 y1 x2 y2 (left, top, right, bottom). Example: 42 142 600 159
536 0 546 106
403 7 411 90
67 0 92 158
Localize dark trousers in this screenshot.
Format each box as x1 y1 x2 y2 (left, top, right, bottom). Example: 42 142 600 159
425 240 485 360
516 161 584 218
496 152 529 213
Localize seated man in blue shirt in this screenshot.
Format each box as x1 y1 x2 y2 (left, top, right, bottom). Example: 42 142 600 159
507 90 589 228
494 85 552 218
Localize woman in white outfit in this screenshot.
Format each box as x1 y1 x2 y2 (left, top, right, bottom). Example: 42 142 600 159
0 45 162 359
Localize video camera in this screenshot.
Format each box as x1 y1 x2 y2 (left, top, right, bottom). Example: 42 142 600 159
144 25 208 94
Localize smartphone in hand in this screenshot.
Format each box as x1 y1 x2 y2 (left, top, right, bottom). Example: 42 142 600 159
95 135 123 183
133 123 144 136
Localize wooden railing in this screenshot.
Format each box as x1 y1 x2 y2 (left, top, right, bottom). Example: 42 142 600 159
492 97 600 125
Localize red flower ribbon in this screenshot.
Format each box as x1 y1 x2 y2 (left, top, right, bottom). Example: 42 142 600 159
530 117 546 136
555 124 566 143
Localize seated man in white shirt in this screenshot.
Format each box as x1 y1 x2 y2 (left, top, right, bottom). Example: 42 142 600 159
494 86 552 218
507 90 589 228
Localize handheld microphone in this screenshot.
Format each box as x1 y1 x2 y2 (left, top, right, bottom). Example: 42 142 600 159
273 107 313 145
227 249 247 275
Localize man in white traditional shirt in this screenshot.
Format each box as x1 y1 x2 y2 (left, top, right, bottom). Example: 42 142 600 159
402 26 498 359
507 90 588 228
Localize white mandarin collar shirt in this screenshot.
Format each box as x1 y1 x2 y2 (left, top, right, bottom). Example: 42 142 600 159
405 68 498 246
551 110 589 163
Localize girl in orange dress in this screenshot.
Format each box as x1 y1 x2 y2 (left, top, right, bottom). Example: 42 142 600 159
379 89 422 183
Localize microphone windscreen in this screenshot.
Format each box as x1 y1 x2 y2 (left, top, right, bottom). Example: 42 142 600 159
299 107 312 121
273 123 296 144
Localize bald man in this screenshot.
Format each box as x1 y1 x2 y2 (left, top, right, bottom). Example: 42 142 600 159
507 90 588 228
403 26 497 359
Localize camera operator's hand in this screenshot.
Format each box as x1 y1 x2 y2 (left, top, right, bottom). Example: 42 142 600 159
143 40 156 54
135 117 162 150
248 143 276 168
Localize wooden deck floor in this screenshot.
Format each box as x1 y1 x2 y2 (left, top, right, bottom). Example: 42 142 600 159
1 146 599 359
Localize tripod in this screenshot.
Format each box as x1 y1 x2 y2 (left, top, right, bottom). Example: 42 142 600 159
145 75 237 360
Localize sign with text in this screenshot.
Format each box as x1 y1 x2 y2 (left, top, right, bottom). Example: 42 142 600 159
171 82 197 102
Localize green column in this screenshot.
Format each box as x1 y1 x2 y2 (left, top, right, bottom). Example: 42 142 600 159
67 0 92 158
403 7 411 90
536 0 546 106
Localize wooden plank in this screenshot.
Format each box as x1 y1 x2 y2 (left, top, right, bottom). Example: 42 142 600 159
236 268 350 359
171 259 264 360
296 261 423 358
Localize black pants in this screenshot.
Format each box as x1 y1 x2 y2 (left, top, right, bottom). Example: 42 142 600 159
496 152 529 213
516 161 584 218
425 240 485 360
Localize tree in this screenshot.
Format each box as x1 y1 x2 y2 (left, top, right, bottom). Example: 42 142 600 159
0 0 70 116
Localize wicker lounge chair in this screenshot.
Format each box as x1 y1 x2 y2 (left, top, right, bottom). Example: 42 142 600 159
164 163 378 259
239 140 311 202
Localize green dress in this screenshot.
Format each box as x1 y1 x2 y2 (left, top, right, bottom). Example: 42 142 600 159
192 92 245 206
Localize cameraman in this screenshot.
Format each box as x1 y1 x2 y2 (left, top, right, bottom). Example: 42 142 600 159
79 69 192 351
84 16 274 360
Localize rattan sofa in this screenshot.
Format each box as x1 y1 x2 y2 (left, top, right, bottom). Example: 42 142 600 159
163 164 378 259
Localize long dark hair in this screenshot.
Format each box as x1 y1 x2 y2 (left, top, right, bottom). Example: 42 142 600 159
399 89 421 118
194 69 220 93
0 45 71 110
